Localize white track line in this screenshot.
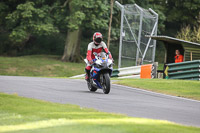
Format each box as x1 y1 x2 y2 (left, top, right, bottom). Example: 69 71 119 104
112 83 200 103
75 78 200 103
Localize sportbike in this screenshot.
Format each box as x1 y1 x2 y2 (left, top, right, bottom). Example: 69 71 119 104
84 52 113 94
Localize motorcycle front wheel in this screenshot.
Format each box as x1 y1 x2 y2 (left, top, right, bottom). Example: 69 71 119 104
101 73 110 94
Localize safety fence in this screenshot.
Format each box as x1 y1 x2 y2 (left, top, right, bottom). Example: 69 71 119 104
112 63 157 79
166 60 200 81
115 1 158 68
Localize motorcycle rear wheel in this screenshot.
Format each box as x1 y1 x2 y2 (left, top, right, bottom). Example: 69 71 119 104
87 78 97 92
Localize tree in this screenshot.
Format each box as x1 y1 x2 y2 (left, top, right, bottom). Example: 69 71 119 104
1 0 199 61
0 0 110 59
61 0 110 62
107 0 114 49
0 2 8 33
61 0 85 62
163 0 200 36
176 25 200 43
5 1 59 50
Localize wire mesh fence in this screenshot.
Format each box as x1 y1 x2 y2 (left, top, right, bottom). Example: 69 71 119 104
116 2 158 68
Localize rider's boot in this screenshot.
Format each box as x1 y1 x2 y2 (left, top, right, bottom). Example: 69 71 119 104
85 69 90 81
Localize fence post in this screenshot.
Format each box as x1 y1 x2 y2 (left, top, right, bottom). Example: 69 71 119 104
115 1 124 69
136 5 143 66
151 9 158 63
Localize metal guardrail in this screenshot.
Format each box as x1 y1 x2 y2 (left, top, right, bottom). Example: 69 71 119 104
70 63 158 79
167 60 200 80
112 66 141 77
112 63 158 79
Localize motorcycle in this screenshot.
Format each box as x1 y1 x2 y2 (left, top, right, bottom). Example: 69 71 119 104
84 52 113 94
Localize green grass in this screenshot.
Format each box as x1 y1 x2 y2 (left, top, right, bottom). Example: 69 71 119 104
158 63 164 70
114 79 200 100
0 55 85 77
0 93 199 133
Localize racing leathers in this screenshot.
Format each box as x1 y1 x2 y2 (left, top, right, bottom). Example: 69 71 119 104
85 41 112 80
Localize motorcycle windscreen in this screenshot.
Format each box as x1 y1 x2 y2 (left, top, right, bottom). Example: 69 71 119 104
100 52 107 60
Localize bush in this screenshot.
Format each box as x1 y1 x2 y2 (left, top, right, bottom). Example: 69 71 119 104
176 25 200 43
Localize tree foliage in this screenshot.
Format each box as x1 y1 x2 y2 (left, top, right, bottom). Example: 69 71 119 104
5 1 59 45
166 0 200 25
176 25 200 43
0 0 200 60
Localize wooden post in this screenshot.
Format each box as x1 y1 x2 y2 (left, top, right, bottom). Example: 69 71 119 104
107 0 114 49
164 44 168 63
190 52 193 61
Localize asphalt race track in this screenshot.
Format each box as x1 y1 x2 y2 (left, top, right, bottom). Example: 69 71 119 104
0 76 200 127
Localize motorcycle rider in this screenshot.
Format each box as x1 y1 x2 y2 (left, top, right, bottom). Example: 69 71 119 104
85 32 113 80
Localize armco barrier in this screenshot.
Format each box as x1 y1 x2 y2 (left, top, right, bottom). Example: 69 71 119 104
167 60 200 80
112 63 158 79
70 63 158 79
112 66 141 77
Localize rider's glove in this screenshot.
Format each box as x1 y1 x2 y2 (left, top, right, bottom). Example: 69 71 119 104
108 52 113 62
89 60 93 65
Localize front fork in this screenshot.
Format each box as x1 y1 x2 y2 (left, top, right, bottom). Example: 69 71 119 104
92 70 102 89
100 74 104 86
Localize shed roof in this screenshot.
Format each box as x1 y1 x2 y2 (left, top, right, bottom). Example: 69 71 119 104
147 35 200 61
148 35 200 46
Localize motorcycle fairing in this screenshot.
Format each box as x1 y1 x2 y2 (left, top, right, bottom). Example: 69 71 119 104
91 67 102 88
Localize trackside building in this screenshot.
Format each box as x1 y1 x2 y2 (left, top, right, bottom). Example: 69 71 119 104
149 36 200 80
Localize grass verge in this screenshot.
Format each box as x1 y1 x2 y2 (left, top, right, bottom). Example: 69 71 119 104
114 79 200 100
0 55 85 77
0 93 199 133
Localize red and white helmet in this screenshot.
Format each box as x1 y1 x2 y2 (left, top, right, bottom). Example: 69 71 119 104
93 32 103 45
